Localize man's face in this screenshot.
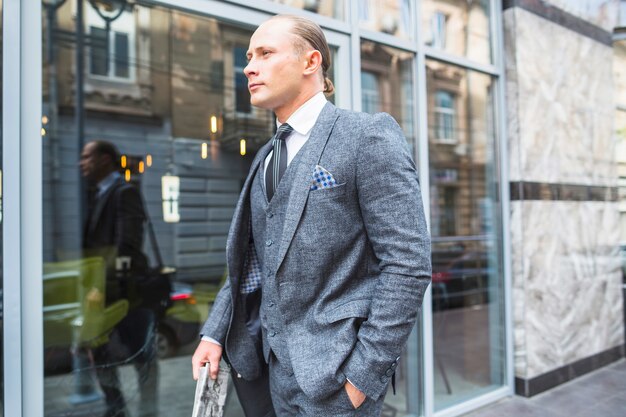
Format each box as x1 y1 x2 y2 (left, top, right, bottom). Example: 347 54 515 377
244 19 306 113
79 142 108 182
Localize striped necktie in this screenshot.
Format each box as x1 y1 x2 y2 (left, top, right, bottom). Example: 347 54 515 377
265 123 293 201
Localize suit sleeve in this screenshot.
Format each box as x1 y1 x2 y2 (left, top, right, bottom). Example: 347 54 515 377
200 279 233 344
340 113 431 401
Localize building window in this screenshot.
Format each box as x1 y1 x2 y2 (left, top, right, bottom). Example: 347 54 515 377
361 71 379 114
429 11 447 49
87 8 135 81
234 46 251 114
358 0 369 22
434 90 456 143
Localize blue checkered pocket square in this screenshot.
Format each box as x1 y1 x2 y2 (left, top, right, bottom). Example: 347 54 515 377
310 165 338 191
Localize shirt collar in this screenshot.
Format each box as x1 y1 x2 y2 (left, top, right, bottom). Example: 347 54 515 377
276 91 327 136
97 170 121 196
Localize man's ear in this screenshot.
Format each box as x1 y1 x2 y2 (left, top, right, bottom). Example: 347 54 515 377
303 49 322 76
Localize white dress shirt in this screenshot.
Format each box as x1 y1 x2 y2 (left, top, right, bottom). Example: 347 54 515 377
263 91 328 174
201 92 327 346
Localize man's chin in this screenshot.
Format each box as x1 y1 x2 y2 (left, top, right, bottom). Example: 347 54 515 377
250 96 272 110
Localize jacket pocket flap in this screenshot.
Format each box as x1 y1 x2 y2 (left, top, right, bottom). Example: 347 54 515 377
325 299 371 323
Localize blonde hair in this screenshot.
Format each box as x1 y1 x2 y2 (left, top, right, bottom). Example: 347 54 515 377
271 14 335 96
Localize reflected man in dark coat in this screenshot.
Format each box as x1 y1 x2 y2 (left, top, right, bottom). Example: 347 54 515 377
80 140 157 417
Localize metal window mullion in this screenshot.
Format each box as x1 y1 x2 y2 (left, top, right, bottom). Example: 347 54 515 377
349 0 361 111
358 28 419 52
4 1 44 417
493 0 515 400
3 0 24 413
424 47 500 76
150 0 351 34
415 0 434 416
434 386 511 417
223 0 352 32
22 0 44 414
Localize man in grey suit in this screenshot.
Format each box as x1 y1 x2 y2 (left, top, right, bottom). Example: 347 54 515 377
192 14 431 416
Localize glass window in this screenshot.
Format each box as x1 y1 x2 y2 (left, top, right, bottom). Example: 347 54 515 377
422 0 492 65
360 40 416 147
114 32 130 78
89 26 108 76
87 7 135 81
41 3 340 416
234 47 251 114
42 4 273 416
434 90 456 143
361 71 379 114
431 11 446 49
361 39 422 416
0 0 3 415
427 59 505 410
268 0 346 20
359 0 413 39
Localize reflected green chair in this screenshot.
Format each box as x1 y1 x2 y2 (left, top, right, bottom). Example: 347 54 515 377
43 257 129 348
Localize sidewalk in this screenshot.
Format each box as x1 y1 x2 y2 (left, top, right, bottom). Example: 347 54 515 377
465 359 626 417
43 354 624 416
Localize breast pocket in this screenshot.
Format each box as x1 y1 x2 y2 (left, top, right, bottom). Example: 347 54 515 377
308 182 347 201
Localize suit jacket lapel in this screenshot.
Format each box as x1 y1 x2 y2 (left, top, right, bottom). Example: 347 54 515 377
227 140 273 287
275 102 339 273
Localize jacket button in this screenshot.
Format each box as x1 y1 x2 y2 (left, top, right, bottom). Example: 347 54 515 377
380 375 388 383
385 368 394 377
269 331 276 337
267 212 274 218
391 362 397 370
237 373 242 379
266 239 273 247
268 301 275 307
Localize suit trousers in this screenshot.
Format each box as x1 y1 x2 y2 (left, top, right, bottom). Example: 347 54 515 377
268 352 386 417
230 361 276 417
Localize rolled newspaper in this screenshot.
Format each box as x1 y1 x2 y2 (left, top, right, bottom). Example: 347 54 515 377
191 362 230 417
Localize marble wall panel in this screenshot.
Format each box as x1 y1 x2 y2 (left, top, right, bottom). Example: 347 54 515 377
543 0 619 32
615 40 626 108
511 201 528 376
505 8 616 186
511 200 623 379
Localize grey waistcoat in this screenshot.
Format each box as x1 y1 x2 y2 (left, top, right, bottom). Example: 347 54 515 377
250 144 308 365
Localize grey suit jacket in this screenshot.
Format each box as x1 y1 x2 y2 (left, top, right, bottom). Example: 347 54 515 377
201 102 431 402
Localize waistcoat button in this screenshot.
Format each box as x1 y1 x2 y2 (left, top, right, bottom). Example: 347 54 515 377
266 239 273 247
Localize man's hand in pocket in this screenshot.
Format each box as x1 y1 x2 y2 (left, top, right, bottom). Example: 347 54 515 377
344 381 366 409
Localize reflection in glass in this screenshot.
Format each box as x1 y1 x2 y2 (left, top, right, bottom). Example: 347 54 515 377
360 40 415 147
422 0 492 65
359 0 413 39
426 60 504 410
269 0 345 20
361 40 422 416
616 39 626 282
42 2 287 415
0 0 3 414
